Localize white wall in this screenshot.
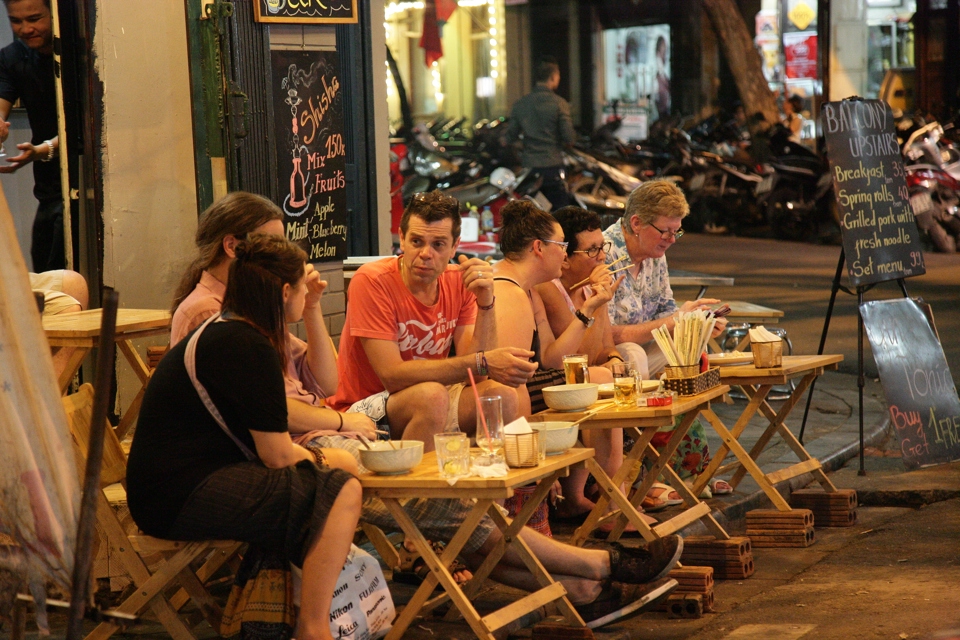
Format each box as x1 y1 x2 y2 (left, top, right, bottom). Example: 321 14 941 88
94 0 198 407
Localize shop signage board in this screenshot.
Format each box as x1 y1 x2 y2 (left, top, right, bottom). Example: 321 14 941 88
254 0 357 24
823 99 926 286
271 49 348 263
861 298 960 469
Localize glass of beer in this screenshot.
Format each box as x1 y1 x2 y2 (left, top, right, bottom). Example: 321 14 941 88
562 354 590 385
611 362 639 407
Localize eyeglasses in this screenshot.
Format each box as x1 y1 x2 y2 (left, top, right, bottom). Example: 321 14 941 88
540 238 570 251
572 241 612 258
648 222 684 240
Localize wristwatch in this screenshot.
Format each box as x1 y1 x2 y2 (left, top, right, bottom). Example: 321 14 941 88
574 309 595 328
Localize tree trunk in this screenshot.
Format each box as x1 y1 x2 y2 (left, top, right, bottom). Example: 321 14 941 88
702 0 779 125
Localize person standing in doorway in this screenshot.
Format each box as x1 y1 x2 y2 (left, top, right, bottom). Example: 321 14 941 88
0 0 64 271
507 59 577 210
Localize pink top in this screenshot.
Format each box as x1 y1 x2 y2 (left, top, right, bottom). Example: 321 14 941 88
328 257 477 411
170 270 329 407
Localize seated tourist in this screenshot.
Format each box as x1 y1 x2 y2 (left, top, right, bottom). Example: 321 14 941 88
491 199 627 524
327 190 536 446
170 191 368 473
536 206 648 376
604 180 730 497
127 235 362 640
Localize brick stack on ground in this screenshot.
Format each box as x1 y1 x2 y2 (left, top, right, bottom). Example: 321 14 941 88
658 566 714 618
790 489 858 527
680 536 754 579
746 509 816 547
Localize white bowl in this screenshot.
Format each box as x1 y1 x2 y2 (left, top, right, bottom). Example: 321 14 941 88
542 383 599 411
533 421 580 455
359 441 424 475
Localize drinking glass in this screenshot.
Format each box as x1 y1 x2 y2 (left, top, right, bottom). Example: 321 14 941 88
611 362 639 407
434 432 470 479
475 395 504 465
562 354 590 385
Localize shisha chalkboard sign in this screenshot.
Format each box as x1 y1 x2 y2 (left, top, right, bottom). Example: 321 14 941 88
822 99 926 286
272 49 347 263
861 298 960 469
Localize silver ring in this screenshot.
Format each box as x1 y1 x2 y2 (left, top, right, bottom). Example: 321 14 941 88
477 272 484 279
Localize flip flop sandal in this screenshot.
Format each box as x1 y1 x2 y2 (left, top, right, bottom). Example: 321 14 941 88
392 540 471 588
710 479 734 495
574 577 678 629
641 483 684 512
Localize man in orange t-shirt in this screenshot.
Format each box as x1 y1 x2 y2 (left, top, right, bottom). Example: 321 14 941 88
329 191 538 449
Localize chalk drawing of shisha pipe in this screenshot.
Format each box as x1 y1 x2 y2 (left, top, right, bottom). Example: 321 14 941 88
282 76 314 217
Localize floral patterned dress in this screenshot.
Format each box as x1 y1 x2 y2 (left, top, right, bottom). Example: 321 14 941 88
603 222 711 478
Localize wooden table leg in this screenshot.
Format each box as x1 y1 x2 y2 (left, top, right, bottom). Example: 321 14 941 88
381 498 494 640
117 339 151 385
571 428 657 546
690 385 771 497
116 369 153 440
57 347 88 394
700 409 792 511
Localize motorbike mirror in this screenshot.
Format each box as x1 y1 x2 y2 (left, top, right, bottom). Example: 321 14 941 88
490 167 517 190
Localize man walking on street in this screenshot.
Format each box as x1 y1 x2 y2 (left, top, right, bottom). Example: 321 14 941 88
507 59 577 210
0 0 64 271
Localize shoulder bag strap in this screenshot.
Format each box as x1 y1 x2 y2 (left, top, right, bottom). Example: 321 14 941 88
184 314 257 461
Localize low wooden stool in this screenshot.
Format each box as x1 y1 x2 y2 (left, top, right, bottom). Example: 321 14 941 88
681 536 755 580
746 509 816 548
791 489 858 527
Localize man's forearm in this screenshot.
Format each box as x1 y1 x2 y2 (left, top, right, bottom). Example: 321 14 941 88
377 353 479 392
466 308 498 354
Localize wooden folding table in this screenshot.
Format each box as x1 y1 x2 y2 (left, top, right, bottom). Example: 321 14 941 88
359 447 594 640
533 385 732 547
43 308 171 438
691 355 844 511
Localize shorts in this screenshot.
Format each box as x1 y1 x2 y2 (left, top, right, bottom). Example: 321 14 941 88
29 270 80 316
164 460 354 567
347 383 466 433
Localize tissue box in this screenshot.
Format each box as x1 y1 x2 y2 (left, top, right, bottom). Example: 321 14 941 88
751 340 783 368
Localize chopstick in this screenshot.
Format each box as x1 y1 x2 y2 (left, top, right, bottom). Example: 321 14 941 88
569 260 634 291
568 400 616 427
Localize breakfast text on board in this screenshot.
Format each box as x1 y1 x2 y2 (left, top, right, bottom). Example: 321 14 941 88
823 99 926 286
272 49 348 263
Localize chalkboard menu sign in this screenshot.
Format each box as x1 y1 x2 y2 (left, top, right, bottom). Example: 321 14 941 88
271 49 347 263
823 99 926 286
255 0 357 23
861 298 960 469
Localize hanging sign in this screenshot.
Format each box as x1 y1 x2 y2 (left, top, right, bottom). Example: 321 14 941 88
861 298 960 469
254 0 358 24
822 99 926 285
271 49 348 263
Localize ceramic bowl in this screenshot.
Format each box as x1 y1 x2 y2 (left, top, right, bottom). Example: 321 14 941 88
359 441 424 475
542 383 599 411
534 421 580 455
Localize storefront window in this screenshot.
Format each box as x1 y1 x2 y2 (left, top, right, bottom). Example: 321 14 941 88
385 0 507 129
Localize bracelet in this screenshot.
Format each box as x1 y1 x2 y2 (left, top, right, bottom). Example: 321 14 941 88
41 139 55 162
478 296 495 311
336 410 343 430
606 354 624 363
476 351 488 376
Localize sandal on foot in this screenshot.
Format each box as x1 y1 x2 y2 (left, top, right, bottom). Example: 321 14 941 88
641 483 684 512
607 536 683 584
575 577 678 629
710 479 733 495
392 541 472 587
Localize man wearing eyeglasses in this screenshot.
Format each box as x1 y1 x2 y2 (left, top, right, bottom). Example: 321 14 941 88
602 180 727 377
536 205 646 375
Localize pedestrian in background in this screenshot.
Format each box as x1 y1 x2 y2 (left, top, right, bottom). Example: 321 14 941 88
507 59 577 210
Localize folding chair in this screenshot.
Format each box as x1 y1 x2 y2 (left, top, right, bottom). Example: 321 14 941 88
64 383 240 640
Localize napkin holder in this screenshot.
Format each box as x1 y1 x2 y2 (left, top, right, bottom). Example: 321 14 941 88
751 340 783 368
504 432 540 468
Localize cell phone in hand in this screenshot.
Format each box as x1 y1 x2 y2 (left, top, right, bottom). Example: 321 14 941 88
712 304 732 318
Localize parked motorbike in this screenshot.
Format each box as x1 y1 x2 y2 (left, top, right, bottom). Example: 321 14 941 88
900 118 960 252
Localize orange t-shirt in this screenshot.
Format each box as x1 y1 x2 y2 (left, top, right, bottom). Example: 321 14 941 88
329 257 477 410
